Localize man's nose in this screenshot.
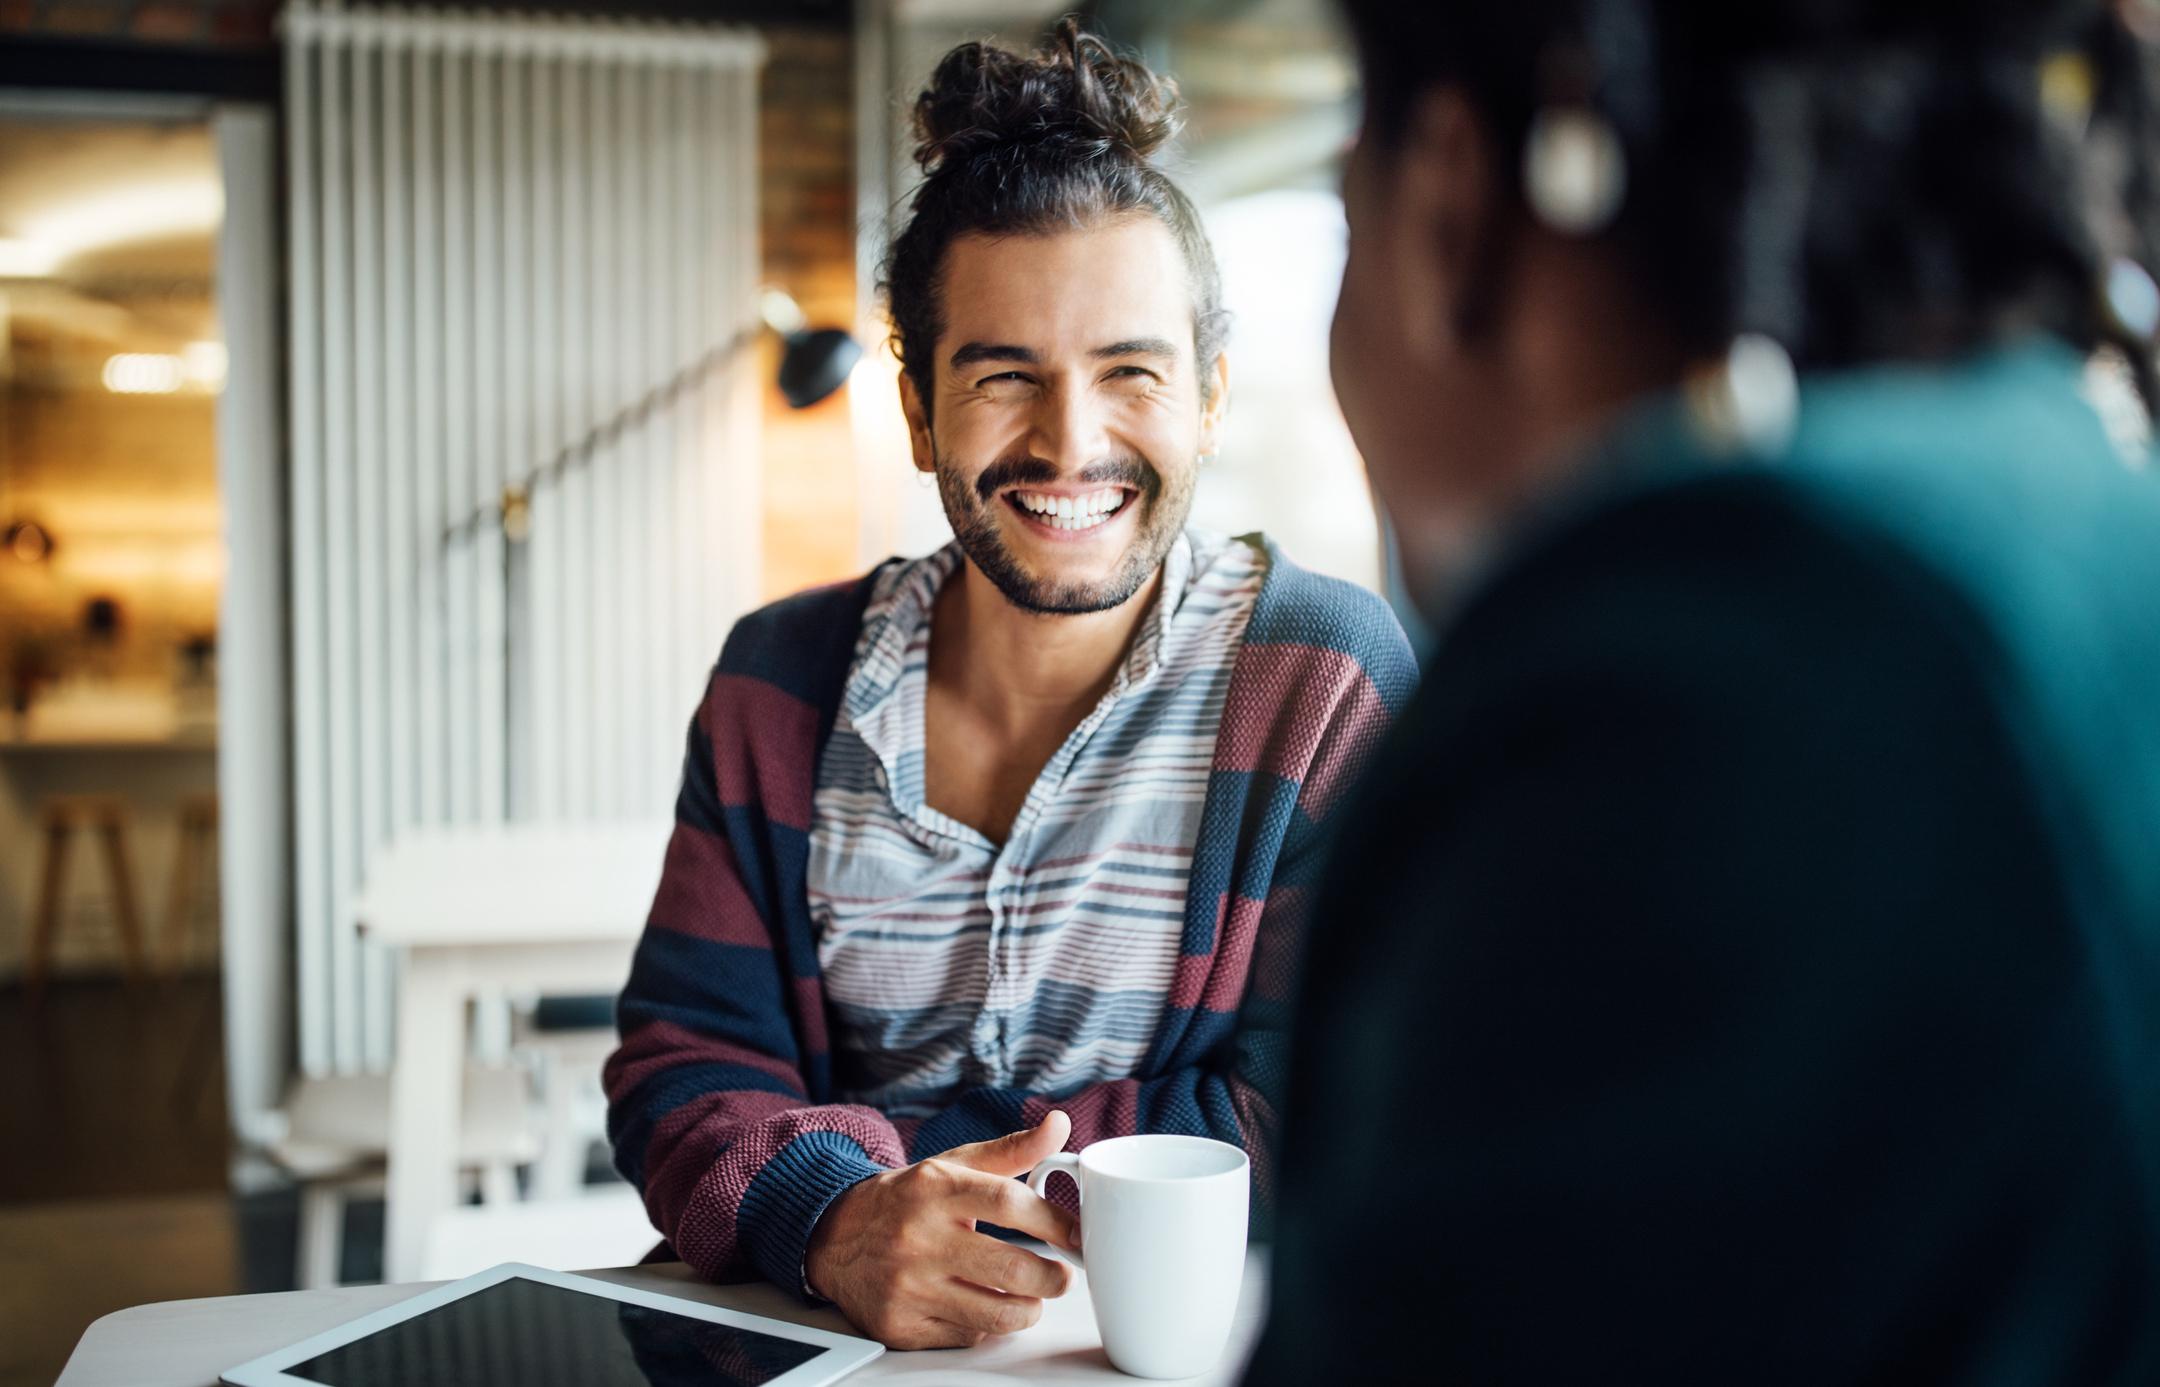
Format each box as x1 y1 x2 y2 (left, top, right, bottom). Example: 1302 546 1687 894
1027 385 1112 472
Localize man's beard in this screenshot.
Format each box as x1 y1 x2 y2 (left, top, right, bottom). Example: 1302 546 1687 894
934 445 1194 616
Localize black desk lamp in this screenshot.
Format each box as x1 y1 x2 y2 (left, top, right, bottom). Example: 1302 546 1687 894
763 288 864 412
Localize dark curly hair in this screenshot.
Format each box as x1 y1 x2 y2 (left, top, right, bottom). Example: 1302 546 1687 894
1338 0 2160 413
881 18 1229 418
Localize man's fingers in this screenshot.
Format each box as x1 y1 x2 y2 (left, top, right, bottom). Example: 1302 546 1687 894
938 1110 1073 1179
919 1318 990 1350
937 1281 1047 1338
951 1168 1080 1249
950 1229 1075 1299
879 1317 986 1351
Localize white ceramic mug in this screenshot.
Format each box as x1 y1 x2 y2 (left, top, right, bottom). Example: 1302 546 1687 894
1026 1134 1250 1380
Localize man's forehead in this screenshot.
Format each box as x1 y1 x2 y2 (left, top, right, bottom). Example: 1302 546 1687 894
937 218 1194 361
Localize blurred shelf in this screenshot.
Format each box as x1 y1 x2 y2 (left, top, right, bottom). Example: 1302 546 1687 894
1 684 217 754
0 728 217 754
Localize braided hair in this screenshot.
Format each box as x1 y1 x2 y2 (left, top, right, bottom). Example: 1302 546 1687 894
1338 0 2160 415
881 19 1229 418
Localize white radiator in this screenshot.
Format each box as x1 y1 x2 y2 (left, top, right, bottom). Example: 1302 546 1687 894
283 3 763 1075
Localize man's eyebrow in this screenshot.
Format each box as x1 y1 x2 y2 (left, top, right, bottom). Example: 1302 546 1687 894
949 342 1039 370
1091 337 1181 361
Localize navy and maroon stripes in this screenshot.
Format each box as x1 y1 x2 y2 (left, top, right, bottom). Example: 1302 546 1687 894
605 541 1415 1292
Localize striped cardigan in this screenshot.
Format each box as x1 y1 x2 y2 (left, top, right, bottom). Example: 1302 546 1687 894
605 538 1416 1294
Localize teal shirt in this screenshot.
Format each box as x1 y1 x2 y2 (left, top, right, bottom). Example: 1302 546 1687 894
1583 337 2160 948
1250 339 2160 1384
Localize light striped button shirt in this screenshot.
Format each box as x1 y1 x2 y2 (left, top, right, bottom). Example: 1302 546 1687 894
807 528 1268 1118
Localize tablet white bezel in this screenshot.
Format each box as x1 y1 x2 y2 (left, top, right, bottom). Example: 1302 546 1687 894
219 1261 884 1387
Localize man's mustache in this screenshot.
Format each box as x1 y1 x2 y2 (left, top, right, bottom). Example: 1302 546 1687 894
974 453 1164 504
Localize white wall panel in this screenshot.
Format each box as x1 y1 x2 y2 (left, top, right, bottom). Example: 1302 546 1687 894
318 33 362 1072
592 57 623 819
282 3 765 1071
216 101 292 1143
411 40 448 834
350 36 396 1071
558 57 594 823
285 35 331 1078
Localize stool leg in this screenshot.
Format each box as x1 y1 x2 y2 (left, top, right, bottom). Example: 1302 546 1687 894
534 1056 584 1201
162 812 202 976
167 981 224 1122
27 818 74 1002
298 1182 346 1290
479 1161 518 1208
95 811 148 987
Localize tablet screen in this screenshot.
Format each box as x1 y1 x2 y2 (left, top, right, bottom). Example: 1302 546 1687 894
286 1275 826 1387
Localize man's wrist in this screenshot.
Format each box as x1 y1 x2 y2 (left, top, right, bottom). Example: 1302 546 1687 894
737 1131 889 1301
801 1177 864 1301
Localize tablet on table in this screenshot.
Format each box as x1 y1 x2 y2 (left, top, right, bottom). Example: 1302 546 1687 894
220 1262 883 1387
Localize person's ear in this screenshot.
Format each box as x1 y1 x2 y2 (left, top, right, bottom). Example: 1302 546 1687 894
1198 350 1231 457
1390 87 1496 368
899 370 935 475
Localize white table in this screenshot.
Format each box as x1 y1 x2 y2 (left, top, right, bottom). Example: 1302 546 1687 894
57 1252 1271 1385
354 821 670 1281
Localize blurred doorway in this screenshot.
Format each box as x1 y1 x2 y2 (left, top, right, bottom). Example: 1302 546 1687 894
0 91 283 1387
0 105 231 1188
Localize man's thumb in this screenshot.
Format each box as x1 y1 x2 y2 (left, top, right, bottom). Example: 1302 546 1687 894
940 1109 1073 1177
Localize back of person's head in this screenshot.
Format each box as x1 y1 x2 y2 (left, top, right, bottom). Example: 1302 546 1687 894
1336 0 2160 409
882 19 1228 416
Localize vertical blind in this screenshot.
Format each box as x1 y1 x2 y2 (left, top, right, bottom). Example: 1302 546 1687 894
284 3 763 1075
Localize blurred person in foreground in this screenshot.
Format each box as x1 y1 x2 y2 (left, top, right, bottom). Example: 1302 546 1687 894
605 21 1413 1352
1249 0 2160 1381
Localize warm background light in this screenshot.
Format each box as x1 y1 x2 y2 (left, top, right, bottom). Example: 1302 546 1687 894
97 346 222 395
15 175 223 273
101 351 183 394
181 339 227 388
0 234 56 277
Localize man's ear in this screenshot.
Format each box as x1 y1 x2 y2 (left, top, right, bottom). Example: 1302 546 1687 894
1391 87 1496 369
898 370 935 475
1198 350 1231 456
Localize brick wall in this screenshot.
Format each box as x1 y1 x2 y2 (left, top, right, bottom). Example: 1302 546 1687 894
0 0 277 46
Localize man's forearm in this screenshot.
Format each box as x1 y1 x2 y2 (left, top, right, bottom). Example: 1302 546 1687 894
630 1096 905 1292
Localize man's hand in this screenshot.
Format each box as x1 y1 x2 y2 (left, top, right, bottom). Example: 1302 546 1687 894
804 1111 1080 1350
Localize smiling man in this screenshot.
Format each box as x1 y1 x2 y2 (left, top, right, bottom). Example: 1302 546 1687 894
604 20 1414 1352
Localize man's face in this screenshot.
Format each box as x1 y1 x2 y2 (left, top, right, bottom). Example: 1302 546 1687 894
903 215 1227 615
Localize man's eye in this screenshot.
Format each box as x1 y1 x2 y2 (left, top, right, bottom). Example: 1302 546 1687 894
1106 366 1156 382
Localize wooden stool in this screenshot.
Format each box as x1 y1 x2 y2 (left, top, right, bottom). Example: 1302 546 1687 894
27 795 148 998
163 792 220 973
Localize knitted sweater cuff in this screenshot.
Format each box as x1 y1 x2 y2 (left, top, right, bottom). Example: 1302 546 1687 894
737 1129 890 1301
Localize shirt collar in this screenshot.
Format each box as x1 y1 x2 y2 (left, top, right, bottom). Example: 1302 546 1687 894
1118 528 1192 691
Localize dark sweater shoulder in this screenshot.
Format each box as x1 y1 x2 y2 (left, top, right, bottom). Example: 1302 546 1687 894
710 566 889 705
1414 468 2015 750
1242 535 1418 713
1265 450 2160 1387
1410 439 2160 923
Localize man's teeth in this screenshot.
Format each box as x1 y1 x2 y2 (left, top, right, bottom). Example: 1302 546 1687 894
1012 488 1127 531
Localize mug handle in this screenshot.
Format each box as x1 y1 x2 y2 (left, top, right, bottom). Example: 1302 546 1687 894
1025 1153 1085 1270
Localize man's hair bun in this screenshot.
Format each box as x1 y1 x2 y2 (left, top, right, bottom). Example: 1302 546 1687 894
882 19 1225 417
911 18 1182 175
